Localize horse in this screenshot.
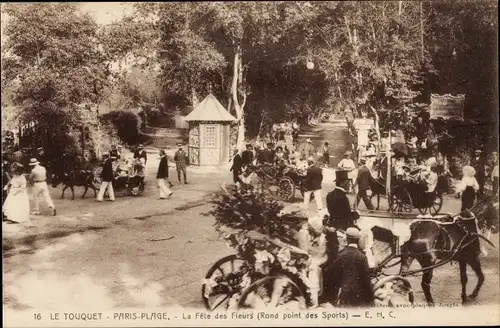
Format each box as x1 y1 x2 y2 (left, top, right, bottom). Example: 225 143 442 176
399 195 498 305
51 170 98 200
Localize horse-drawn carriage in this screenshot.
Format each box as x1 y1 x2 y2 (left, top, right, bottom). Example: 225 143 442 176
201 187 417 311
202 184 498 310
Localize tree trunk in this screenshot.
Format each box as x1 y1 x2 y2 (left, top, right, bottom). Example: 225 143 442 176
369 105 382 155
191 87 199 110
232 46 247 150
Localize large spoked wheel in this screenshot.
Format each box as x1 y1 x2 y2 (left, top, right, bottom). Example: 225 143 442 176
277 177 295 202
237 275 308 310
372 275 414 306
390 187 413 213
202 255 247 311
429 193 443 215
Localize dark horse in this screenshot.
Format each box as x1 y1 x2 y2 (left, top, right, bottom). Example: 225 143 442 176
399 195 498 305
51 170 98 200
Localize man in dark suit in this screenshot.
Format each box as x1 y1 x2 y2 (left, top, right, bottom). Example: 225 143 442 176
241 144 254 166
327 227 373 307
230 149 243 185
257 143 274 164
356 157 375 210
325 171 359 259
96 152 115 202
174 143 188 184
157 149 172 199
303 156 324 214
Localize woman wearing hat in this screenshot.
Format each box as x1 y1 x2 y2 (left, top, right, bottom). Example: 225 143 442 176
3 162 31 224
455 165 479 211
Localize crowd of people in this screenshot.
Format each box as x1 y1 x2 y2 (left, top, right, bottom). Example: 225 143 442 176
2 142 192 224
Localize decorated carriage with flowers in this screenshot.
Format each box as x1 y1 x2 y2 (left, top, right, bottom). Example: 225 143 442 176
201 186 415 310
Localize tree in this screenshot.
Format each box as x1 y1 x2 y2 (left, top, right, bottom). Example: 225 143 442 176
2 3 111 162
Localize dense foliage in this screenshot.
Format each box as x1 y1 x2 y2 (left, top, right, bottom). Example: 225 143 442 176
99 110 141 147
2 2 497 154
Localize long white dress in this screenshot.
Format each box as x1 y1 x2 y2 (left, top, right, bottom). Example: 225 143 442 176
3 174 31 223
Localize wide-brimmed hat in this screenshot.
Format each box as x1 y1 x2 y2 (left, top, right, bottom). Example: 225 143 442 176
138 144 144 148
344 150 352 156
306 138 312 143
11 162 24 170
475 149 482 154
102 152 110 157
307 156 315 163
28 158 39 166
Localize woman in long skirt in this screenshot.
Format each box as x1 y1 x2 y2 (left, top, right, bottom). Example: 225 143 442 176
456 165 479 212
3 162 31 224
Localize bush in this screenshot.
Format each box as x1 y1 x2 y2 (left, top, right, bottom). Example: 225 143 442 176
100 110 141 146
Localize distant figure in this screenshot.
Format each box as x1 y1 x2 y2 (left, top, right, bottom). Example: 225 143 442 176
356 157 375 210
133 144 148 164
110 145 120 160
3 158 12 205
338 151 356 191
303 157 323 214
174 143 188 184
323 142 331 167
29 158 57 216
230 149 243 185
3 162 31 224
491 152 498 196
471 149 486 195
96 153 115 202
241 144 254 166
455 165 479 212
156 149 173 199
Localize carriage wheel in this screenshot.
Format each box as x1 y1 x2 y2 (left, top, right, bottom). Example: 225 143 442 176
237 275 307 310
390 187 413 213
429 194 443 215
201 255 247 311
277 177 295 202
372 276 414 306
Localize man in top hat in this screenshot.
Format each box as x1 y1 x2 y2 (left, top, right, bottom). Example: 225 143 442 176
174 143 188 184
325 227 373 307
96 152 115 202
28 158 57 216
156 149 173 199
356 157 375 210
325 170 359 258
303 156 324 214
471 149 486 195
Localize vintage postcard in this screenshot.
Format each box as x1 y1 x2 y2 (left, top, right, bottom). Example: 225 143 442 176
2 1 499 327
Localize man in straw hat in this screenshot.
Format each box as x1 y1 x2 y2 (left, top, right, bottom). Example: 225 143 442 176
325 227 373 307
28 158 56 216
174 143 188 184
303 156 324 214
338 150 356 192
96 152 115 202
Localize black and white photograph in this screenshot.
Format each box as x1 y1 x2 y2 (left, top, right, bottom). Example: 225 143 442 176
2 1 499 327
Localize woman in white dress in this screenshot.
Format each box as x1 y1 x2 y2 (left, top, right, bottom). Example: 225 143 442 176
3 162 31 224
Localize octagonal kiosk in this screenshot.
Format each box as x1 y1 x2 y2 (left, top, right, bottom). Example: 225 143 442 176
183 93 238 166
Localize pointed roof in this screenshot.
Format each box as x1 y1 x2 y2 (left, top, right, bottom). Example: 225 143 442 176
184 94 237 122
